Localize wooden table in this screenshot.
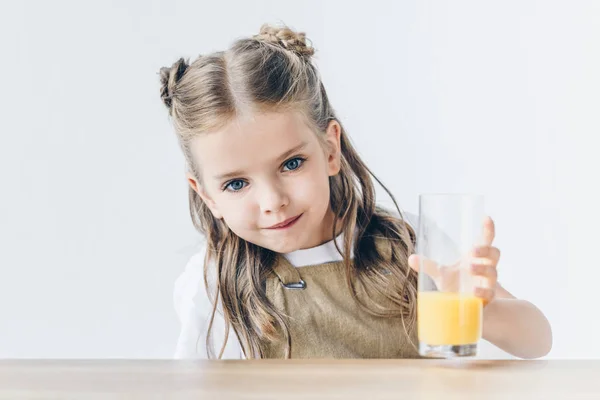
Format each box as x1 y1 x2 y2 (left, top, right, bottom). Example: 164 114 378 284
0 360 597 399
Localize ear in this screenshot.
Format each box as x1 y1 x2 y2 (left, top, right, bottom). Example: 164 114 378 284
324 119 342 176
186 172 223 219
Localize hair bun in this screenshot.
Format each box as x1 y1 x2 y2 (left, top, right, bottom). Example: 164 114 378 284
254 24 315 59
159 57 189 110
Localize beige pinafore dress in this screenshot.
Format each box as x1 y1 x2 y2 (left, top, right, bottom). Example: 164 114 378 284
261 238 421 359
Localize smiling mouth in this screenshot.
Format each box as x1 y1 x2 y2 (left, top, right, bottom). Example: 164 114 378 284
266 214 303 230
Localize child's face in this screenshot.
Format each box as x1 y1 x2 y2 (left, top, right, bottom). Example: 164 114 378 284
187 110 342 253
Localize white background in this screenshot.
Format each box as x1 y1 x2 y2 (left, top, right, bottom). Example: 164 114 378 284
1 0 597 359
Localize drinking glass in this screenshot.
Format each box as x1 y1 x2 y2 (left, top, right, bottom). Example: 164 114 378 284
416 194 485 358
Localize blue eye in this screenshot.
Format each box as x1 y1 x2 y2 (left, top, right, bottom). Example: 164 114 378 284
283 157 304 171
225 180 246 192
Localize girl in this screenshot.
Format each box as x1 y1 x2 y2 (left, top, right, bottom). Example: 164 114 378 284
160 24 552 360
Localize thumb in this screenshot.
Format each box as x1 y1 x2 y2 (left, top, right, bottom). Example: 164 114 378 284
408 254 420 272
482 216 495 246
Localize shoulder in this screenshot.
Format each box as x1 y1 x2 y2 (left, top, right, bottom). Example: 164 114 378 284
376 205 456 251
376 203 419 230
173 239 244 359
172 240 214 359
401 210 419 230
173 240 214 323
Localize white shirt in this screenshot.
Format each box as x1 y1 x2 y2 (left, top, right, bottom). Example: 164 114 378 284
173 210 449 359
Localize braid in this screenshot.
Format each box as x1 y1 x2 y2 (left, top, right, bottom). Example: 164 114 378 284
254 24 315 59
159 57 190 111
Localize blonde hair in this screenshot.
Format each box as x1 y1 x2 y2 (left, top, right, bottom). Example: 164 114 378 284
159 23 418 359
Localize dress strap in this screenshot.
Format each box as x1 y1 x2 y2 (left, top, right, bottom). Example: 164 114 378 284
271 256 306 290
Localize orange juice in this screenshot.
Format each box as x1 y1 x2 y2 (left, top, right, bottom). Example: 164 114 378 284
418 291 483 345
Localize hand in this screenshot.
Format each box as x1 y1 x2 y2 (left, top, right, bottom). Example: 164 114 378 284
408 216 501 305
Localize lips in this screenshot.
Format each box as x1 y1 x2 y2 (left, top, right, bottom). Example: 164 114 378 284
267 214 302 229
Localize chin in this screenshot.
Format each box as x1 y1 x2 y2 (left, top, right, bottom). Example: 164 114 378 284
237 228 309 254
266 242 300 254
234 234 298 254
261 237 306 254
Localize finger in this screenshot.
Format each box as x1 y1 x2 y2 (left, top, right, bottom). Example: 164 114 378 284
472 246 501 262
470 256 497 267
482 216 495 246
474 287 495 305
470 263 498 279
408 254 441 279
408 254 418 271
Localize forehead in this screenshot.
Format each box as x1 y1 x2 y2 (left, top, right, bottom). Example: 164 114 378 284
190 111 319 178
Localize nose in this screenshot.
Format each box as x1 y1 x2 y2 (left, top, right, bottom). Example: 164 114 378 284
258 182 289 214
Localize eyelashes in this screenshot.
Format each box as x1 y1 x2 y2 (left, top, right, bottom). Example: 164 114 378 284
282 157 305 172
224 179 246 192
221 156 307 193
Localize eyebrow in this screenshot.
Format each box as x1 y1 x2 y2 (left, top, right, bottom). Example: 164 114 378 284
214 141 309 180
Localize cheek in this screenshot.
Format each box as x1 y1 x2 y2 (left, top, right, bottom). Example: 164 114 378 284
292 169 331 207
217 196 257 230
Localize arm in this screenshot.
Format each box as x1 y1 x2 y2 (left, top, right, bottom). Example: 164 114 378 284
173 248 244 359
482 283 553 359
407 215 553 359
